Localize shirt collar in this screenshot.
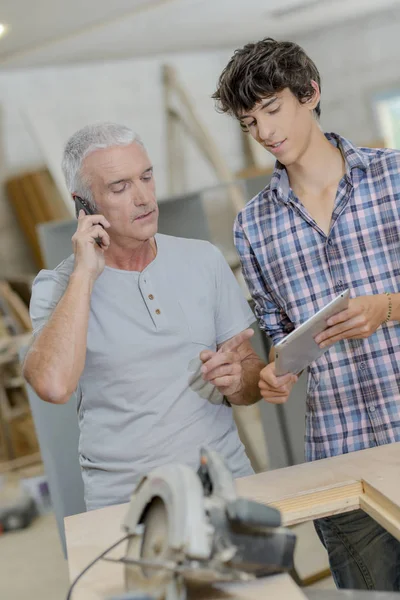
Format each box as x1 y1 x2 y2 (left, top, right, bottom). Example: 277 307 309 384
269 132 369 203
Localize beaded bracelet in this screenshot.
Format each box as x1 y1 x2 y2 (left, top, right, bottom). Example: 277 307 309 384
383 291 392 324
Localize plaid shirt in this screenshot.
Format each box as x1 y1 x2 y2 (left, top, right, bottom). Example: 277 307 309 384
234 133 400 461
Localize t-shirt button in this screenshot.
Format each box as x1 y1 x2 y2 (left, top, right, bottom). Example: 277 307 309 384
368 405 376 412
148 294 154 300
155 309 161 315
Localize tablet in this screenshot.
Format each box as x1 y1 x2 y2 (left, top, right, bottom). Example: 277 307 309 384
274 289 350 376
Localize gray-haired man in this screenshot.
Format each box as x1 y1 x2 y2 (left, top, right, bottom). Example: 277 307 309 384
23 122 265 511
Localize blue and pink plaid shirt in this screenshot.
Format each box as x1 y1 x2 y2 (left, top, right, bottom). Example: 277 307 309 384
234 133 400 461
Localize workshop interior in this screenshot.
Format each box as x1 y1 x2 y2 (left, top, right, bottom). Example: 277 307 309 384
0 1 400 599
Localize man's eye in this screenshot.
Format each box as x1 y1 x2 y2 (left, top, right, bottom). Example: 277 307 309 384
268 107 280 115
240 122 254 132
142 174 153 181
114 185 127 193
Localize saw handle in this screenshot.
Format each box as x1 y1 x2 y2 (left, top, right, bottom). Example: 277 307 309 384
226 499 282 529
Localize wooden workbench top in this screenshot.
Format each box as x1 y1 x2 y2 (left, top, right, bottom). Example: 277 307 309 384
65 442 400 600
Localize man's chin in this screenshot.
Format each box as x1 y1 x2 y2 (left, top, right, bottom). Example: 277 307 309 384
133 223 158 240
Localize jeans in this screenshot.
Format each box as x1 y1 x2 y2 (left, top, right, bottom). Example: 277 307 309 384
314 509 400 591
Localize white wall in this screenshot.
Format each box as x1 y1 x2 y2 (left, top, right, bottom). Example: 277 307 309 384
0 49 243 274
1 5 400 274
297 7 400 143
0 50 245 194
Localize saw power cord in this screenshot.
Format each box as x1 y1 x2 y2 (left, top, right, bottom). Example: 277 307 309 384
65 533 131 600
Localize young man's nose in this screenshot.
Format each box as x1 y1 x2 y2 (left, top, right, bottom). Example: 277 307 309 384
256 117 275 144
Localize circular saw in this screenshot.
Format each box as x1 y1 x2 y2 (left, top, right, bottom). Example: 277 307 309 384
121 448 296 600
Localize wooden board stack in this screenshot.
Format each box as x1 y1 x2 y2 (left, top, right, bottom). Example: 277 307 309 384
6 168 70 269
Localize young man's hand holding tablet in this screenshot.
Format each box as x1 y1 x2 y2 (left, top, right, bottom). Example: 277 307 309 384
274 289 350 376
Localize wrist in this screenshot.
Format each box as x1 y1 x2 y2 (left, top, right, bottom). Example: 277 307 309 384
382 292 392 324
70 268 96 292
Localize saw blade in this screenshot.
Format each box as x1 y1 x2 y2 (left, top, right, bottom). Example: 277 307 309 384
125 497 185 600
140 498 172 576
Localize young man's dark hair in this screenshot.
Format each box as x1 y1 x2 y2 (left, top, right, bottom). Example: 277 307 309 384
215 37 400 594
213 37 321 120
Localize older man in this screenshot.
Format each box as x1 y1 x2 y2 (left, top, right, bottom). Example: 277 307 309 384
23 122 264 511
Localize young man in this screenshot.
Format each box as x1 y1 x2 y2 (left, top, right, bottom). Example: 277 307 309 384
214 38 400 591
23 122 265 511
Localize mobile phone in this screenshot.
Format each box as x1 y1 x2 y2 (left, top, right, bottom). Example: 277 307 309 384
74 195 96 218
74 195 103 247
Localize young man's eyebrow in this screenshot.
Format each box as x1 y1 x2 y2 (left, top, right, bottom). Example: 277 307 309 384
239 97 278 120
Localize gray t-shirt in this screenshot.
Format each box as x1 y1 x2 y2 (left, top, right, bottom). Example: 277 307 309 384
30 234 256 510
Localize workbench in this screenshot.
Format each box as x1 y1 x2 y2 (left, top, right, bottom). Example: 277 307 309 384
65 442 400 600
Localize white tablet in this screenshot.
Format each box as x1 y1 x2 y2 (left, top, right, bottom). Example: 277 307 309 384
274 289 350 376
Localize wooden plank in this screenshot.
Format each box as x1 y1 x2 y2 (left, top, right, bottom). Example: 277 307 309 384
163 65 245 213
272 481 362 526
5 275 34 308
0 451 41 473
31 170 71 221
0 379 14 460
234 442 400 510
20 175 48 225
0 333 33 366
0 281 31 332
360 481 400 541
5 177 45 269
232 404 268 473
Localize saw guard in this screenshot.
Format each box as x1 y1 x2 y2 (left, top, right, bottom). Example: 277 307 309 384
123 463 211 560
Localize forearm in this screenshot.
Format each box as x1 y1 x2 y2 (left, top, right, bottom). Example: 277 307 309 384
226 355 266 406
23 270 94 403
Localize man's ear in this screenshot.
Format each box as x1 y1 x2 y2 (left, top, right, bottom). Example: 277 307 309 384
307 80 321 111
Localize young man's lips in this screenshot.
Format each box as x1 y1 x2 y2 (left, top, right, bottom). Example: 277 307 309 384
267 139 286 152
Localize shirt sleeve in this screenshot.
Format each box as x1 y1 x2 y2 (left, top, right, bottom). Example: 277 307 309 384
210 244 256 346
29 269 70 337
234 213 293 347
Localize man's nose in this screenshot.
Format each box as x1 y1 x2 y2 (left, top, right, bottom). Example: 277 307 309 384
256 117 275 143
131 182 150 206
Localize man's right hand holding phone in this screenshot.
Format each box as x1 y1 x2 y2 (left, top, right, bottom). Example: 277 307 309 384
72 210 111 281
258 362 298 404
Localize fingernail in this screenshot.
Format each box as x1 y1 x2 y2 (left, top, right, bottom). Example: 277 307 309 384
201 366 206 374
320 343 325 349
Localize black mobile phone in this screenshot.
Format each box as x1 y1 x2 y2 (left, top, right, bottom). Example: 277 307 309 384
74 195 96 218
74 195 103 247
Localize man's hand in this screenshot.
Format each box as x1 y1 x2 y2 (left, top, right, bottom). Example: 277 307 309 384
258 363 298 404
314 295 388 348
200 329 254 397
72 210 111 280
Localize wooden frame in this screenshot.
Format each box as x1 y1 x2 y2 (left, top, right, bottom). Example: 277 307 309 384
163 64 246 213
235 445 400 543
64 442 400 599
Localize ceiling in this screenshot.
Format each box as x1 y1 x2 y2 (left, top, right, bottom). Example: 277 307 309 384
0 0 398 69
